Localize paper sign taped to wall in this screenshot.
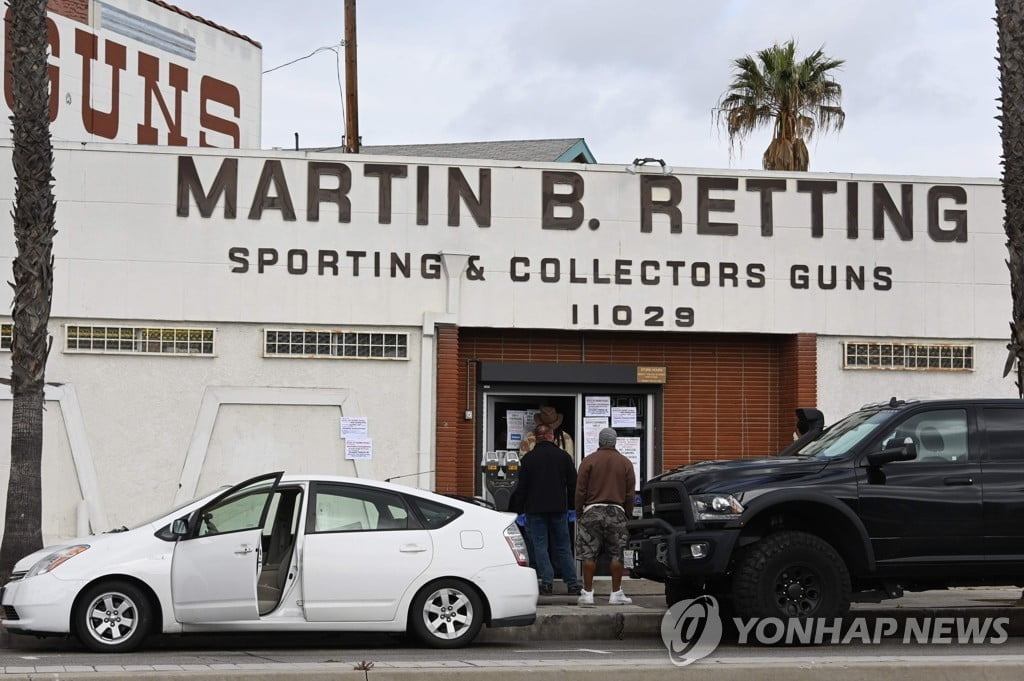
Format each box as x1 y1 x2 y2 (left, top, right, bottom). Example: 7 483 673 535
340 416 369 438
344 437 372 460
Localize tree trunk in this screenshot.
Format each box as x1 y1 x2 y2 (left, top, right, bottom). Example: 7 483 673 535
0 0 57 585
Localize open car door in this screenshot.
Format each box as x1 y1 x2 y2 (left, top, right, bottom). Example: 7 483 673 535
170 471 283 622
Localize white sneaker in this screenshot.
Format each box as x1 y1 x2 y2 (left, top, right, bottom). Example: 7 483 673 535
608 589 632 605
577 589 595 607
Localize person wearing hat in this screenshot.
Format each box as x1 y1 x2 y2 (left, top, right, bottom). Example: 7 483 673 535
519 405 575 457
574 427 636 606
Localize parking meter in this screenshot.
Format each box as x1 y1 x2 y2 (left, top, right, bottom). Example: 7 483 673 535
481 451 519 511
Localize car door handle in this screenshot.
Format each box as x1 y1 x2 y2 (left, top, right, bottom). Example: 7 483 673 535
399 544 428 553
943 476 974 486
235 544 255 555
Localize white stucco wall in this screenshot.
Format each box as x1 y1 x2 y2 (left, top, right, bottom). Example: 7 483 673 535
816 337 1018 424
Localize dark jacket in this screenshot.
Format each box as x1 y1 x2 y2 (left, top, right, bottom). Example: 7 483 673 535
575 446 636 517
509 440 577 514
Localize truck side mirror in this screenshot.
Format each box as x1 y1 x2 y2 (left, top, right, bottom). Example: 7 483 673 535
867 437 917 466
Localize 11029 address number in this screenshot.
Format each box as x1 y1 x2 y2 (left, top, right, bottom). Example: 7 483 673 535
571 304 695 327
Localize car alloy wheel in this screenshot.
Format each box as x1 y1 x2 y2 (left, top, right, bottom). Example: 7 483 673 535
74 580 152 653
410 579 484 648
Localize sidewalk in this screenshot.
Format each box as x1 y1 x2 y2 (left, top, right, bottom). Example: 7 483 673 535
479 578 1024 642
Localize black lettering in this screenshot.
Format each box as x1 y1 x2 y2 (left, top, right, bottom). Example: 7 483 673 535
257 248 278 273
307 161 351 222
640 260 660 285
697 176 738 235
614 259 632 284
228 246 248 272
592 259 610 284
928 185 968 242
845 265 865 290
249 160 296 221
448 167 491 227
540 258 560 282
847 182 860 238
391 252 411 277
719 262 739 287
364 164 408 224
510 257 530 282
542 171 584 230
873 183 913 240
347 250 366 276
791 264 810 289
665 261 686 285
640 175 682 233
746 178 786 236
422 253 442 279
691 262 711 286
177 156 237 218
874 266 893 291
319 250 339 275
287 249 308 274
818 265 837 290
569 259 587 284
746 263 766 288
797 180 837 238
645 307 664 327
417 166 429 225
612 305 631 325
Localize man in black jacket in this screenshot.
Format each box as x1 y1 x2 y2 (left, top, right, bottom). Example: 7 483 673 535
509 423 582 595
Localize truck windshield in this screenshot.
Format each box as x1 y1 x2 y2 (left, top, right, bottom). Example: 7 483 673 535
794 409 894 459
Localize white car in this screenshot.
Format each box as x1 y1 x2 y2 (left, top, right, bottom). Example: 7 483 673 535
0 472 537 652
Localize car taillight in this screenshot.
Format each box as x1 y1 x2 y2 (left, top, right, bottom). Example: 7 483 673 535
503 522 530 567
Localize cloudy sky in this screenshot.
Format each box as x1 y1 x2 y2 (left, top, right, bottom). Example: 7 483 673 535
169 0 1000 178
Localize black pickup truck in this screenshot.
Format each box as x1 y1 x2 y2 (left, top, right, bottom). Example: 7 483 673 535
627 398 1024 619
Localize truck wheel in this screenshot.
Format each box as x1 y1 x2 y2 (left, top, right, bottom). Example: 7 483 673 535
732 531 850 620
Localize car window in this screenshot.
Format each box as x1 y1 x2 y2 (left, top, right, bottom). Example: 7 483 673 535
410 497 463 529
198 487 272 537
310 485 411 533
878 409 969 464
794 409 893 458
982 407 1024 461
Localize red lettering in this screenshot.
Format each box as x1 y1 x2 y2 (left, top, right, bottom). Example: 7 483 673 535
137 50 188 145
199 75 240 148
75 29 126 139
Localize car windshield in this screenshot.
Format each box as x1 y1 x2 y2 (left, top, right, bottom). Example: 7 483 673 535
127 488 224 530
793 408 895 459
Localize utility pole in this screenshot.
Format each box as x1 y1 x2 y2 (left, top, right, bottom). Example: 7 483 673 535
344 0 360 153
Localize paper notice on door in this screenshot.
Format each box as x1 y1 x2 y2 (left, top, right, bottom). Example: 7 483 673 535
585 396 611 418
611 406 637 429
583 417 609 456
506 410 526 448
617 437 641 490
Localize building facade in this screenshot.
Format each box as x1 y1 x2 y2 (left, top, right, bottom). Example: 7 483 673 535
0 142 1011 543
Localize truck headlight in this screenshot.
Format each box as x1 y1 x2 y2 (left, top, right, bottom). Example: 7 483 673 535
25 545 89 578
690 494 744 521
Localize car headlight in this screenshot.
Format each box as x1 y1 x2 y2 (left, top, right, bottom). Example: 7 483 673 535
25 545 89 577
690 494 744 521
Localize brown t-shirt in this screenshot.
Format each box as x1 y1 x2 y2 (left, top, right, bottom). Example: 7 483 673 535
574 446 635 516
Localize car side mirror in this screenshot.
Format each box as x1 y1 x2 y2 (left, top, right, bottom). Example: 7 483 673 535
867 437 917 466
171 517 189 538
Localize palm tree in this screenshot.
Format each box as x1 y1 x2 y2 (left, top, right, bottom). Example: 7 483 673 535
715 40 845 171
998 0 1024 397
0 0 58 584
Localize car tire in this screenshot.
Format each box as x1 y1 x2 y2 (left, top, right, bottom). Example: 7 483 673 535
73 580 153 653
732 531 851 621
409 579 484 648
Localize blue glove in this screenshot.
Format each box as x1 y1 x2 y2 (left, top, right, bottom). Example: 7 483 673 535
515 513 527 527
567 510 577 523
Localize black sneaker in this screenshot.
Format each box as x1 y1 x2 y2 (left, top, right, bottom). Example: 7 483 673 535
567 583 583 596
539 583 553 595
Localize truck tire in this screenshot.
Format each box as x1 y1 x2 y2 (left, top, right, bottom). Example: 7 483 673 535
732 531 851 620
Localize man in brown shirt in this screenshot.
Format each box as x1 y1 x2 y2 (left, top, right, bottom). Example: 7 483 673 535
574 427 636 606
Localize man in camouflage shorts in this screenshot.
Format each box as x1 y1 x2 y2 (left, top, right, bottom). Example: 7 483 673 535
574 428 636 606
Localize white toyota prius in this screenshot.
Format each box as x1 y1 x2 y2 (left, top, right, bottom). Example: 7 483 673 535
0 472 537 652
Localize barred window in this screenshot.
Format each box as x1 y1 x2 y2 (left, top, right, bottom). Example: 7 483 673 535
264 329 409 360
0 323 10 351
843 342 973 371
65 325 215 356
